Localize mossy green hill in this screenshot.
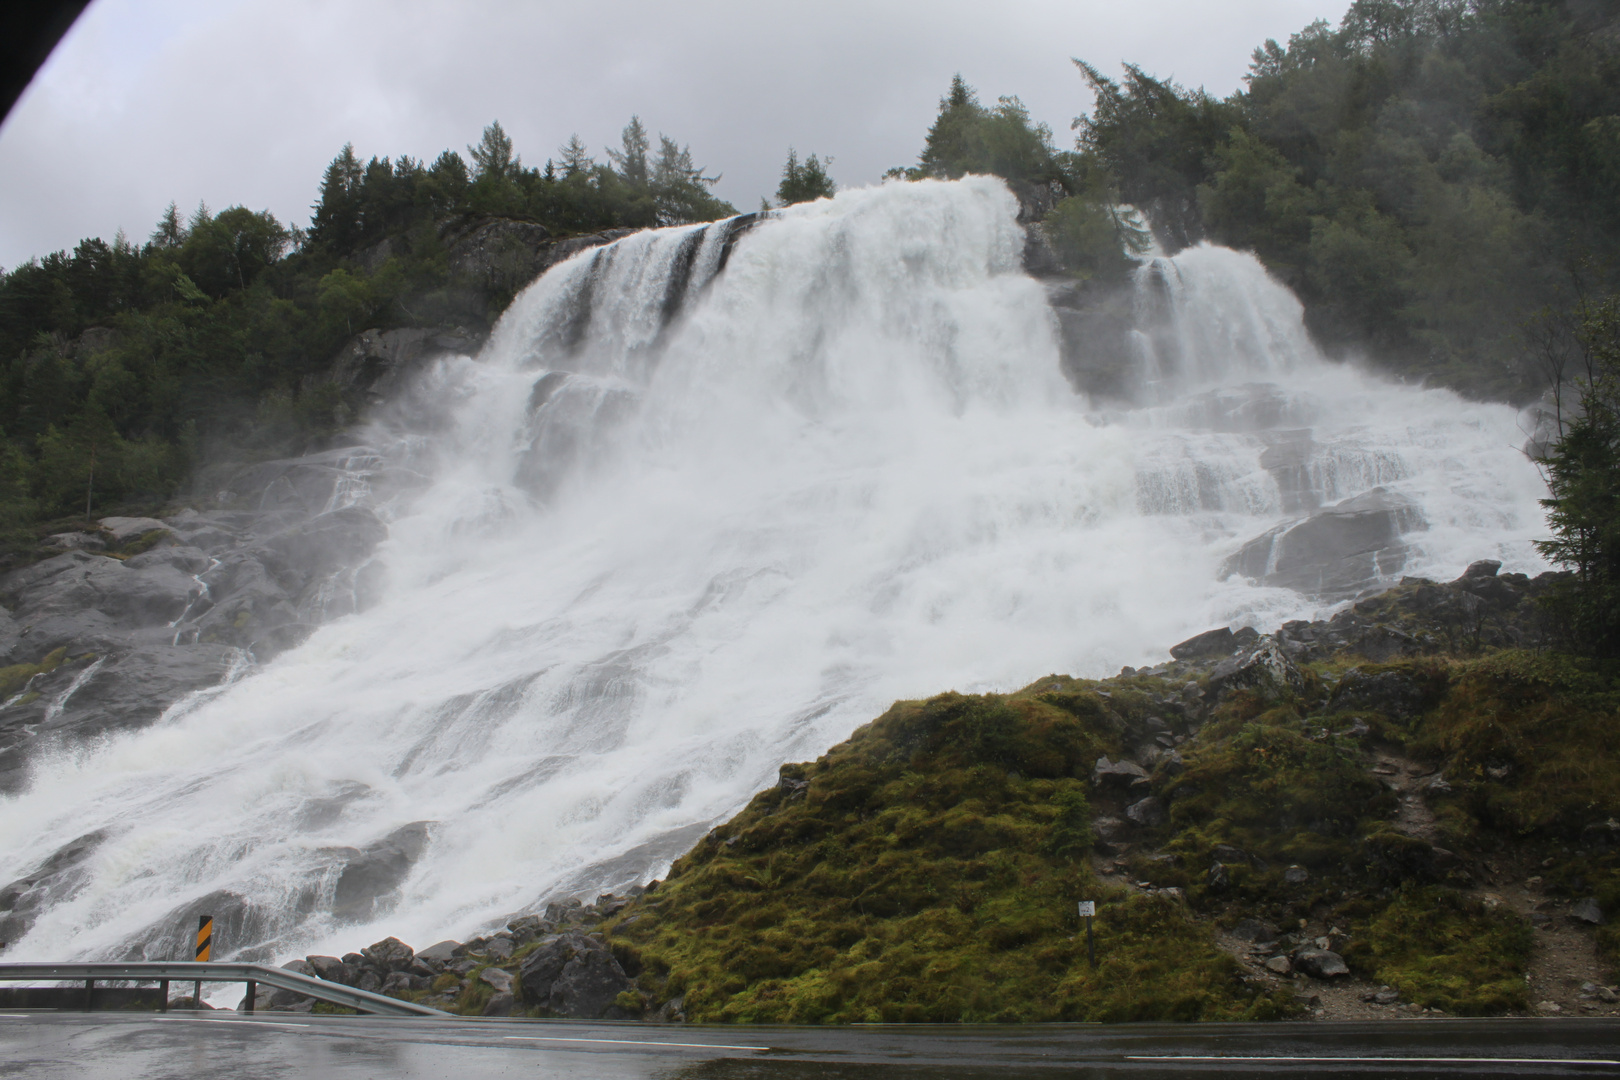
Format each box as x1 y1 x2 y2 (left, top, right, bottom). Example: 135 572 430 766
581 566 1618 1022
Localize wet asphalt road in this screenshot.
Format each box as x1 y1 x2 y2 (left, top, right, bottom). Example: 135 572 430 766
0 1013 1615 1078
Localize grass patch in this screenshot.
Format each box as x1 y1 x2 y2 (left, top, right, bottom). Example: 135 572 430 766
1414 651 1620 838
1343 886 1532 1014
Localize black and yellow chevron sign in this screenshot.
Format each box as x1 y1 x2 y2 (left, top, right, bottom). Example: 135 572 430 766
195 915 213 962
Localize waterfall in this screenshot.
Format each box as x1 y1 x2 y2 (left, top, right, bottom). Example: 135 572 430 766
0 177 1549 975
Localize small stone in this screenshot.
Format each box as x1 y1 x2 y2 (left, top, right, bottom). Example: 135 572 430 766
1265 956 1291 974
480 967 514 993
1536 1000 1562 1015
1284 865 1310 885
1207 861 1231 889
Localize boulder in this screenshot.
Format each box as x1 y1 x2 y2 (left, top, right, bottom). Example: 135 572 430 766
381 971 427 994
482 991 517 1017
264 960 317 1009
1293 948 1349 979
518 934 579 1004
1571 898 1605 925
518 931 635 1019
1265 956 1292 974
1091 756 1148 790
360 936 416 973
1221 487 1426 599
479 967 514 994
1208 637 1305 698
1169 627 1237 661
305 955 354 985
415 940 461 966
549 941 635 1019
1283 865 1310 885
1125 796 1166 827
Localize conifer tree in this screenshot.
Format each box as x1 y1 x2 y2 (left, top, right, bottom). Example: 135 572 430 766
309 143 364 252
608 117 651 190
468 121 519 181
776 148 835 205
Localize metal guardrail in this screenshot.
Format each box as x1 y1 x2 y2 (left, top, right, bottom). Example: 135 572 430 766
0 962 452 1018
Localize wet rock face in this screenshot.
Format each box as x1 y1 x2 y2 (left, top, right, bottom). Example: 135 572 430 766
1222 487 1427 600
0 448 393 793
327 823 434 923
0 830 107 946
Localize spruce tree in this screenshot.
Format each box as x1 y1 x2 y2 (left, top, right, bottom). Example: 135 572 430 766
776 148 835 206
468 121 519 181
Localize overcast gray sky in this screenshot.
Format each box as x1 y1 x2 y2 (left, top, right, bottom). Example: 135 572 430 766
0 0 1352 270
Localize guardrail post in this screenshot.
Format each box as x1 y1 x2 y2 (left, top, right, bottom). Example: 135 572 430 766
159 979 169 1012
243 980 255 1014
83 978 93 1012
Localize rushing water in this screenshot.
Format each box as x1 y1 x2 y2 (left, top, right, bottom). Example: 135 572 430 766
0 177 1548 973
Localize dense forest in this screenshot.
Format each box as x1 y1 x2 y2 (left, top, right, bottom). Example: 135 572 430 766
0 119 739 553
1 0 1618 586
903 0 1620 403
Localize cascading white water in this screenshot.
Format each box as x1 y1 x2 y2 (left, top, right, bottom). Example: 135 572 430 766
0 178 1549 977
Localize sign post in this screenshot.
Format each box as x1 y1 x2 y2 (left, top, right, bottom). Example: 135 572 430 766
193 915 212 1005
1078 901 1095 966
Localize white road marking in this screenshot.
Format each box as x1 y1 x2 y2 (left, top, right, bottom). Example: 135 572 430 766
154 1017 310 1028
502 1035 770 1051
1129 1056 1620 1066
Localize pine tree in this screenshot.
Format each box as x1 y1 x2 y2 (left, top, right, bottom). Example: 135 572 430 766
149 202 185 250
608 117 651 190
558 134 593 178
468 121 519 181
309 144 364 252
1537 296 1620 656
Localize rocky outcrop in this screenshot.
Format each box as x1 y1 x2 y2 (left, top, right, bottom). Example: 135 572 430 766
1047 280 1139 401
1221 487 1427 599
0 447 392 793
326 822 434 923
327 327 484 406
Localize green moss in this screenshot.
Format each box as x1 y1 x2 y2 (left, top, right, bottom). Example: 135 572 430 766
0 647 70 700
1162 712 1391 878
1414 650 1620 838
115 528 170 557
1343 886 1532 1014
606 690 1293 1023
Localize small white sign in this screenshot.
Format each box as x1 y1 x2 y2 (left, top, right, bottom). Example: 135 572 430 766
1078 901 1096 917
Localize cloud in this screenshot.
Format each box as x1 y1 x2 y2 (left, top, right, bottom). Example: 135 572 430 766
0 0 1349 268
